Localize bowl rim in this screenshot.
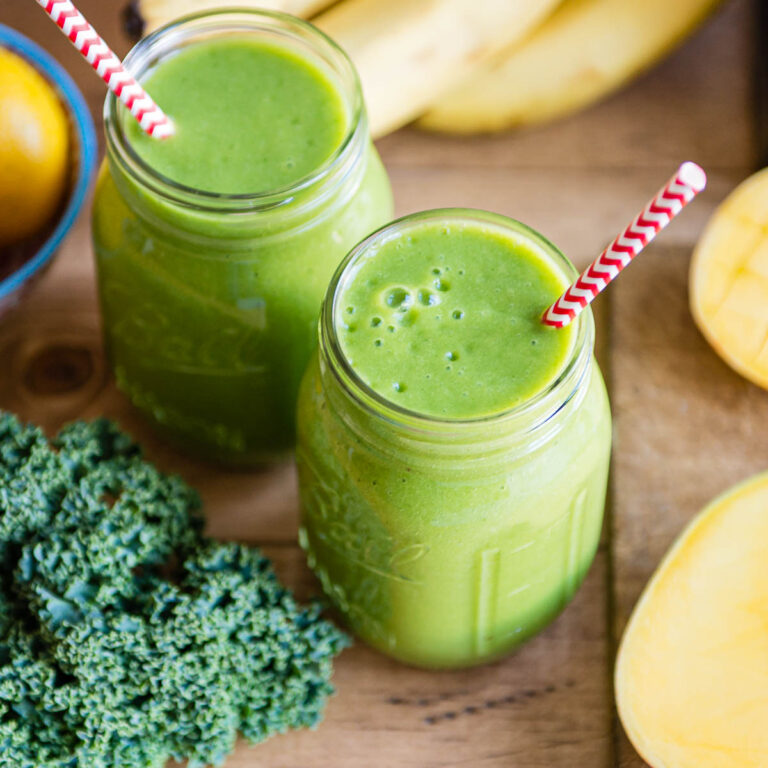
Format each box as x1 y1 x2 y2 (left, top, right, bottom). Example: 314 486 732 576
0 23 98 301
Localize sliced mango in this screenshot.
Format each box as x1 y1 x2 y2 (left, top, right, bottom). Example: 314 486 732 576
615 471 768 768
690 168 768 388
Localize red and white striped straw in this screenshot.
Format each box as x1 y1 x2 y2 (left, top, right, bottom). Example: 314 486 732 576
542 161 706 329
35 0 174 139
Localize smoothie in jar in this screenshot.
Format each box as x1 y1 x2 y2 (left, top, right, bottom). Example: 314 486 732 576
92 10 393 463
297 210 611 668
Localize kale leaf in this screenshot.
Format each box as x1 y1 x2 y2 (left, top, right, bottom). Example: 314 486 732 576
0 412 348 768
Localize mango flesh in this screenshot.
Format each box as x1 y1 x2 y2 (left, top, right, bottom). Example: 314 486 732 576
615 472 768 768
690 168 768 390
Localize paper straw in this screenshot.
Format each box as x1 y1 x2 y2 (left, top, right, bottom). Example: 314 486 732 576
35 0 174 139
542 162 707 329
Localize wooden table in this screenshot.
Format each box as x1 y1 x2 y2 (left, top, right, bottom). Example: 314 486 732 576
1 1 765 765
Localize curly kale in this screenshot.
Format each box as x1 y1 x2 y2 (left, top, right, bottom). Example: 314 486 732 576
0 413 349 768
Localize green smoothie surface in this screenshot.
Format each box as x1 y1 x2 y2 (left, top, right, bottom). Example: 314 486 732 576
125 37 348 194
335 219 577 419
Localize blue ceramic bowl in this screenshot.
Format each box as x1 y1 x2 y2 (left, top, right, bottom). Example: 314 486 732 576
0 23 97 317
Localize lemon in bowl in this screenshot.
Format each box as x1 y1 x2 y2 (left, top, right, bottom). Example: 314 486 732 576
0 24 97 316
0 45 70 246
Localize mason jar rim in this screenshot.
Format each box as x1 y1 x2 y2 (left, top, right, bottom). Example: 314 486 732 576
320 208 595 437
104 8 366 213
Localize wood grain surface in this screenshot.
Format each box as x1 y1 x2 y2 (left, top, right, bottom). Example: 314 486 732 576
0 1 763 766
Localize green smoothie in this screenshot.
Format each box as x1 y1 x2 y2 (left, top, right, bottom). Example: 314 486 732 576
92 12 393 463
125 39 347 194
297 210 611 668
335 220 576 418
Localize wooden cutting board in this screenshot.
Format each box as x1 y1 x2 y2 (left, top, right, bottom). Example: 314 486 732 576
0 1 764 766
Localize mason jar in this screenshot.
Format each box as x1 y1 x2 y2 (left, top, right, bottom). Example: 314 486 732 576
296 210 612 668
92 10 393 464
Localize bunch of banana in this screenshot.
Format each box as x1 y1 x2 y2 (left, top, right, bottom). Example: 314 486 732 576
419 0 724 133
130 0 334 36
129 0 725 138
316 0 561 137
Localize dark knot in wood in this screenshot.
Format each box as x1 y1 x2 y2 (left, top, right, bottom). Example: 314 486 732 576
23 344 95 396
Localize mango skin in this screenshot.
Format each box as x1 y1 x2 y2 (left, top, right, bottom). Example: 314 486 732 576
615 471 768 768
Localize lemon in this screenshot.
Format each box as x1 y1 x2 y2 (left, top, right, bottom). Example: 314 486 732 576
690 167 768 389
0 47 70 247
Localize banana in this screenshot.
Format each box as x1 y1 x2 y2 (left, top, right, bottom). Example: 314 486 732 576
131 0 335 36
314 0 563 138
417 0 722 134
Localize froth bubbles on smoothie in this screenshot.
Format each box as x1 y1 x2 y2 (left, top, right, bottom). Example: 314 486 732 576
334 221 576 419
125 38 348 194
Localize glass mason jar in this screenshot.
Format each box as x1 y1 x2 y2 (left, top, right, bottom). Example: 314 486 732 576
297 210 612 668
92 10 393 464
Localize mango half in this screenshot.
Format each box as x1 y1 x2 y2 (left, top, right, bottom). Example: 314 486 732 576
615 471 768 768
690 168 768 390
